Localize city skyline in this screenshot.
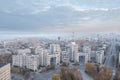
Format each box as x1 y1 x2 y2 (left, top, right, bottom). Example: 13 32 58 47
0 0 120 33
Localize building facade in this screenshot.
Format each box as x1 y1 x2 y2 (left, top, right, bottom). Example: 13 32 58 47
70 42 78 62
0 63 11 80
12 54 40 71
61 51 69 63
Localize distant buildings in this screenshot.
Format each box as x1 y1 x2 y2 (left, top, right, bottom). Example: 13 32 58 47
12 43 61 71
17 48 31 54
0 63 11 80
12 38 107 71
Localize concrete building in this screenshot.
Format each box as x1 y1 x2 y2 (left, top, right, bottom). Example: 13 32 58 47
0 63 11 80
70 42 78 62
61 51 69 63
12 55 24 67
35 46 49 66
50 43 61 53
96 50 104 64
47 51 60 65
26 55 40 71
74 52 89 64
44 44 61 66
17 48 31 54
90 51 96 63
69 42 91 64
83 46 91 62
12 54 40 71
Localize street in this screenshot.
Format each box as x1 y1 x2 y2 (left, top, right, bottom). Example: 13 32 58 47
104 37 117 80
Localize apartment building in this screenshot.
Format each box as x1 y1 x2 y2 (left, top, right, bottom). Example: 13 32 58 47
12 54 40 71
0 63 11 80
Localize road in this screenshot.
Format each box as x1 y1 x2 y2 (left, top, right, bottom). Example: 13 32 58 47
69 64 93 80
104 37 117 80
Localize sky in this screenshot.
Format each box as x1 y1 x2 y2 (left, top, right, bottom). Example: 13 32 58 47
0 0 120 34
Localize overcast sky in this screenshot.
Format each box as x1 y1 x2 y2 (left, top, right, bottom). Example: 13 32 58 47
0 0 120 34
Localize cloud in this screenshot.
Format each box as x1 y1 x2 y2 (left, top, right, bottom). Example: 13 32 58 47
0 0 120 33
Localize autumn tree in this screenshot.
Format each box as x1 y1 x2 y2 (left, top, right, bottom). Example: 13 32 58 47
52 74 61 80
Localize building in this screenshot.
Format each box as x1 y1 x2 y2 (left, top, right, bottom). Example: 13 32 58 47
35 46 48 66
50 43 61 53
69 42 91 64
17 48 31 54
12 54 40 71
47 52 60 65
0 63 11 80
44 44 61 65
12 54 24 67
83 46 91 62
26 55 40 71
61 51 69 63
70 42 78 62
96 50 104 64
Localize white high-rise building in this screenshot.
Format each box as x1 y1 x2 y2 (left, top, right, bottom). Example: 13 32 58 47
26 55 40 71
12 55 25 67
47 52 60 65
12 54 40 71
83 46 91 62
35 46 48 66
44 43 61 65
50 43 61 53
96 50 104 64
61 51 69 63
35 44 61 66
70 42 78 62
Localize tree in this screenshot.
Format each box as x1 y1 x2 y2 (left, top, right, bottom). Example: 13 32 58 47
85 63 112 80
60 67 82 80
52 74 61 80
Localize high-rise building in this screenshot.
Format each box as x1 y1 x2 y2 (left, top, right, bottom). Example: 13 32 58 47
96 50 104 64
12 54 40 71
83 46 91 62
61 51 69 63
0 63 11 80
70 42 78 62
50 43 61 54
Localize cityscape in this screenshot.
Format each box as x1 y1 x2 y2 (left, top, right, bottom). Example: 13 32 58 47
0 0 120 80
0 33 120 80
